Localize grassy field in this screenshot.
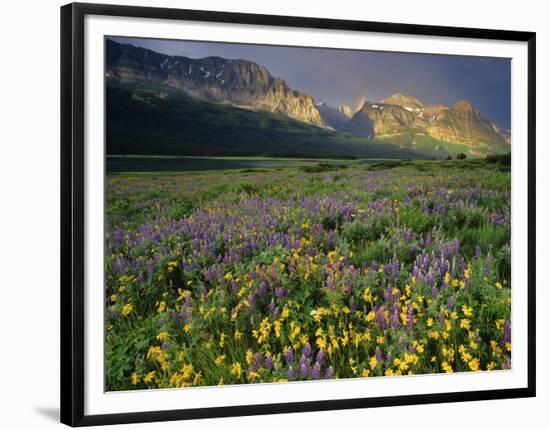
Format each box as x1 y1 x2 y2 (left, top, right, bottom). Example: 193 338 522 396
105 155 400 173
105 158 511 391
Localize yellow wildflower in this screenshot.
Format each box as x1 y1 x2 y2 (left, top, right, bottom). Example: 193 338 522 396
428 330 440 340
468 358 480 371
156 331 169 342
181 363 194 379
460 319 471 330
442 361 453 373
156 301 166 313
230 362 242 378
121 303 133 316
274 320 282 338
461 305 473 317
369 356 378 370
281 307 290 320
143 371 155 384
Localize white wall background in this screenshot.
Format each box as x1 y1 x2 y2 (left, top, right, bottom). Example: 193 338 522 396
0 0 546 428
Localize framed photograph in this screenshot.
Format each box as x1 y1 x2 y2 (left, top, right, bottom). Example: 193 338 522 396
60 2 536 426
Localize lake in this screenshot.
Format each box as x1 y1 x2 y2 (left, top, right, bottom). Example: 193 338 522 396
105 156 378 173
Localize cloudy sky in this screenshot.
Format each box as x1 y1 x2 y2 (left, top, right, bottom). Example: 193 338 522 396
109 36 511 129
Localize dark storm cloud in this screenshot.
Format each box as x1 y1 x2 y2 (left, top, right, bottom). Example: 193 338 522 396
108 36 511 129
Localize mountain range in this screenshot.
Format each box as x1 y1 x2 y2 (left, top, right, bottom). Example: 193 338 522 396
106 39 510 159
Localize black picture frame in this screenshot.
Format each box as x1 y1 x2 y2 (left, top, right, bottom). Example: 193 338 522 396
60 2 536 426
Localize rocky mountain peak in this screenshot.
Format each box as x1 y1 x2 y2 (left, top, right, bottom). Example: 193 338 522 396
451 100 477 113
106 39 327 128
337 105 353 119
316 102 353 131
380 93 425 110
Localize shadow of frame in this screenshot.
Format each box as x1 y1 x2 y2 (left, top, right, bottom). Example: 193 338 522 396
34 407 59 422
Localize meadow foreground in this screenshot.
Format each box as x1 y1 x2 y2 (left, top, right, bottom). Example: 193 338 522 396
105 159 511 391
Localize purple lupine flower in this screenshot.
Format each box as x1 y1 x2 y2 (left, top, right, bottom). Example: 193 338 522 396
484 253 492 277
343 283 352 295
285 347 294 364
275 287 285 300
287 366 296 381
249 353 262 372
311 362 321 380
425 232 432 247
264 355 273 370
248 293 257 309
406 306 414 330
258 280 267 297
426 272 434 288
447 296 455 310
375 347 383 362
475 245 482 257
303 343 312 357
376 307 388 330
324 366 334 379
300 362 309 379
390 311 400 330
502 320 512 346
316 349 326 365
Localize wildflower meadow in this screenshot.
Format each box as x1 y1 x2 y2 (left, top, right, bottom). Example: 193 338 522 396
105 158 511 391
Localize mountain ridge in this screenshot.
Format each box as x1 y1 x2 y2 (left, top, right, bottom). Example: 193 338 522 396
106 79 432 160
106 39 328 127
106 39 510 158
343 94 509 155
